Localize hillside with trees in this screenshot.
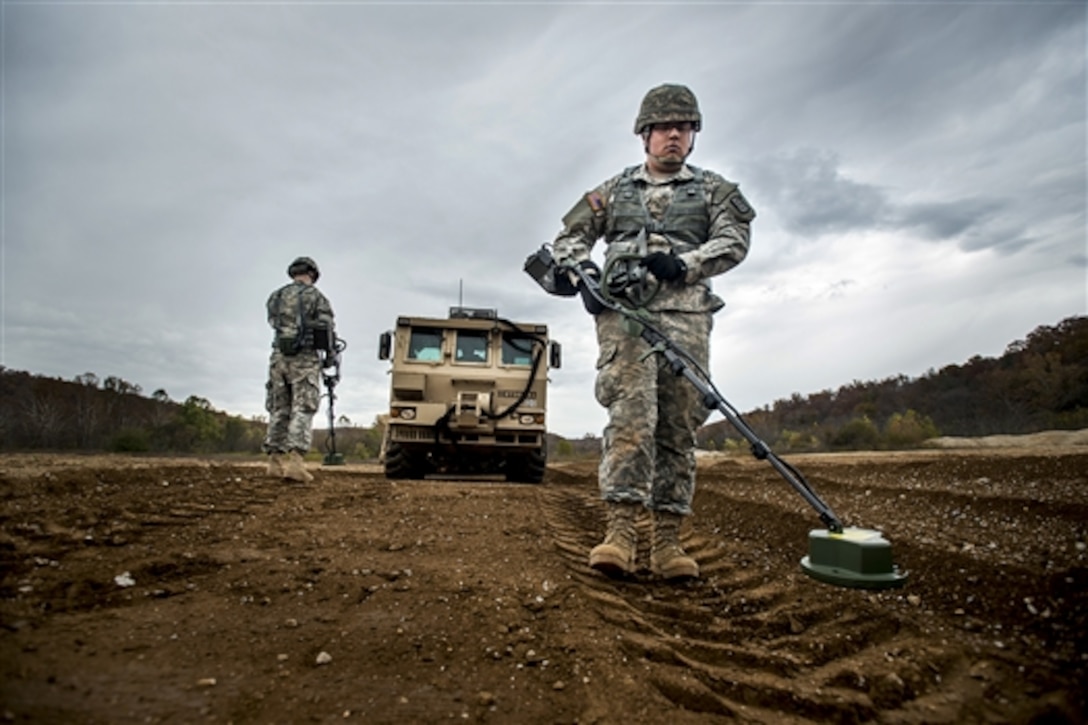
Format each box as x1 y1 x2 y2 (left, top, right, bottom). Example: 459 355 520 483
0 367 385 459
1 316 1084 457
698 315 1088 453
0 370 262 454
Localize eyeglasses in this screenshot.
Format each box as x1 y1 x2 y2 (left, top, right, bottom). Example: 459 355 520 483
649 122 695 134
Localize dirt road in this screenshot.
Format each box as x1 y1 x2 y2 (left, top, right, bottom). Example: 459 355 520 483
1 446 1085 723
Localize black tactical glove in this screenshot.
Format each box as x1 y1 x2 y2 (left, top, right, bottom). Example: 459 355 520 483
641 251 687 282
575 260 605 315
551 271 578 297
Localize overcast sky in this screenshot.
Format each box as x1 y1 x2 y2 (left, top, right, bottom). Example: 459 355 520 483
3 1 1085 439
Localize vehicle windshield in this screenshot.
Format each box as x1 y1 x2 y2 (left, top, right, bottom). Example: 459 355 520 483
501 335 534 366
408 329 442 361
455 331 489 363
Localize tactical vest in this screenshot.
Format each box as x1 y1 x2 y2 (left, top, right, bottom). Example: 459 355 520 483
605 165 710 253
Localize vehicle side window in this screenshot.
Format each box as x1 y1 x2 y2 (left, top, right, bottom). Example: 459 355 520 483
455 331 489 363
501 336 534 366
408 329 443 361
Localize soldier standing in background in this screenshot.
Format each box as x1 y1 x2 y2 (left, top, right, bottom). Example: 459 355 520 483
549 84 755 580
263 257 337 482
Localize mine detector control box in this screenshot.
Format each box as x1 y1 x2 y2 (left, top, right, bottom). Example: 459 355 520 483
377 307 561 483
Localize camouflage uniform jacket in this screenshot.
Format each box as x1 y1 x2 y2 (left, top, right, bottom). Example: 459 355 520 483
553 163 755 313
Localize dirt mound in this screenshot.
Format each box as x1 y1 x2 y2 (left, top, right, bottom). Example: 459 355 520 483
1 451 1085 723
926 428 1088 449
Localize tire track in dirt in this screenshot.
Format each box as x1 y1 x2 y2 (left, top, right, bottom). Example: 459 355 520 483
700 455 1088 669
538 479 979 723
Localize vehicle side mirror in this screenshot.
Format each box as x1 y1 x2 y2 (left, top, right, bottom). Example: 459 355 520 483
549 341 561 370
378 331 392 360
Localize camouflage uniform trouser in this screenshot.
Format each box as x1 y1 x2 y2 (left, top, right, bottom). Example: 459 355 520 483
594 309 712 516
263 350 322 454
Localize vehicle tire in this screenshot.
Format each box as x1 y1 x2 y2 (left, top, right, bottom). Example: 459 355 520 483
507 447 546 484
384 441 423 479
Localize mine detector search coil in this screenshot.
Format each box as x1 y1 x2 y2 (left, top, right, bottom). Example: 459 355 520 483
318 332 348 466
524 244 908 590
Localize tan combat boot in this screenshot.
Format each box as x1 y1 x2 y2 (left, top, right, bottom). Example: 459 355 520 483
650 511 699 580
266 452 286 478
589 502 642 576
283 450 314 483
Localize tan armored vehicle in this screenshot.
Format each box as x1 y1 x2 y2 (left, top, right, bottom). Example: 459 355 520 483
377 307 561 483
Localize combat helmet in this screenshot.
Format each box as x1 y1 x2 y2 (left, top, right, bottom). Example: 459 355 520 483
287 256 320 282
634 84 702 135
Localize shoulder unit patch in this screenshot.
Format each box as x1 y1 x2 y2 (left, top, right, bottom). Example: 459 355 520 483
586 191 606 213
729 190 755 220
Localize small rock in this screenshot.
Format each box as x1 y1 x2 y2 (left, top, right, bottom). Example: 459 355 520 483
315 651 332 666
870 672 908 708
477 691 496 706
969 661 994 681
196 678 216 687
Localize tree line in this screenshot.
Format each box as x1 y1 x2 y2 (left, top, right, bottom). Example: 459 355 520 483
697 315 1088 452
0 366 389 459
0 369 265 454
2 315 1083 456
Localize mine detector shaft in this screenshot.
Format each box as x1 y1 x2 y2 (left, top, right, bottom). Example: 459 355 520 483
377 307 561 483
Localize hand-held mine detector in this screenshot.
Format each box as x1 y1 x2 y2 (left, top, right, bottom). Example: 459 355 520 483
377 307 561 483
525 244 908 590
317 330 348 466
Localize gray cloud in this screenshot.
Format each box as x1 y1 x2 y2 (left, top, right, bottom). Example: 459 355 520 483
743 148 892 237
895 200 1004 241
741 147 1069 260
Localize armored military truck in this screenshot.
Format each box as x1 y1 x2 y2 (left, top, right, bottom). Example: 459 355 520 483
377 307 560 483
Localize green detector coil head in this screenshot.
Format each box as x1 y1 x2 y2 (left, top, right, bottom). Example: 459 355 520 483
801 527 909 590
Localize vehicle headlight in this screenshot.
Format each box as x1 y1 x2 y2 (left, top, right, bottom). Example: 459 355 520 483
519 414 538 425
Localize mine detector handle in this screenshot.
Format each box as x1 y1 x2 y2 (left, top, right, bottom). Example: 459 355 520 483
319 334 347 388
564 259 845 534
